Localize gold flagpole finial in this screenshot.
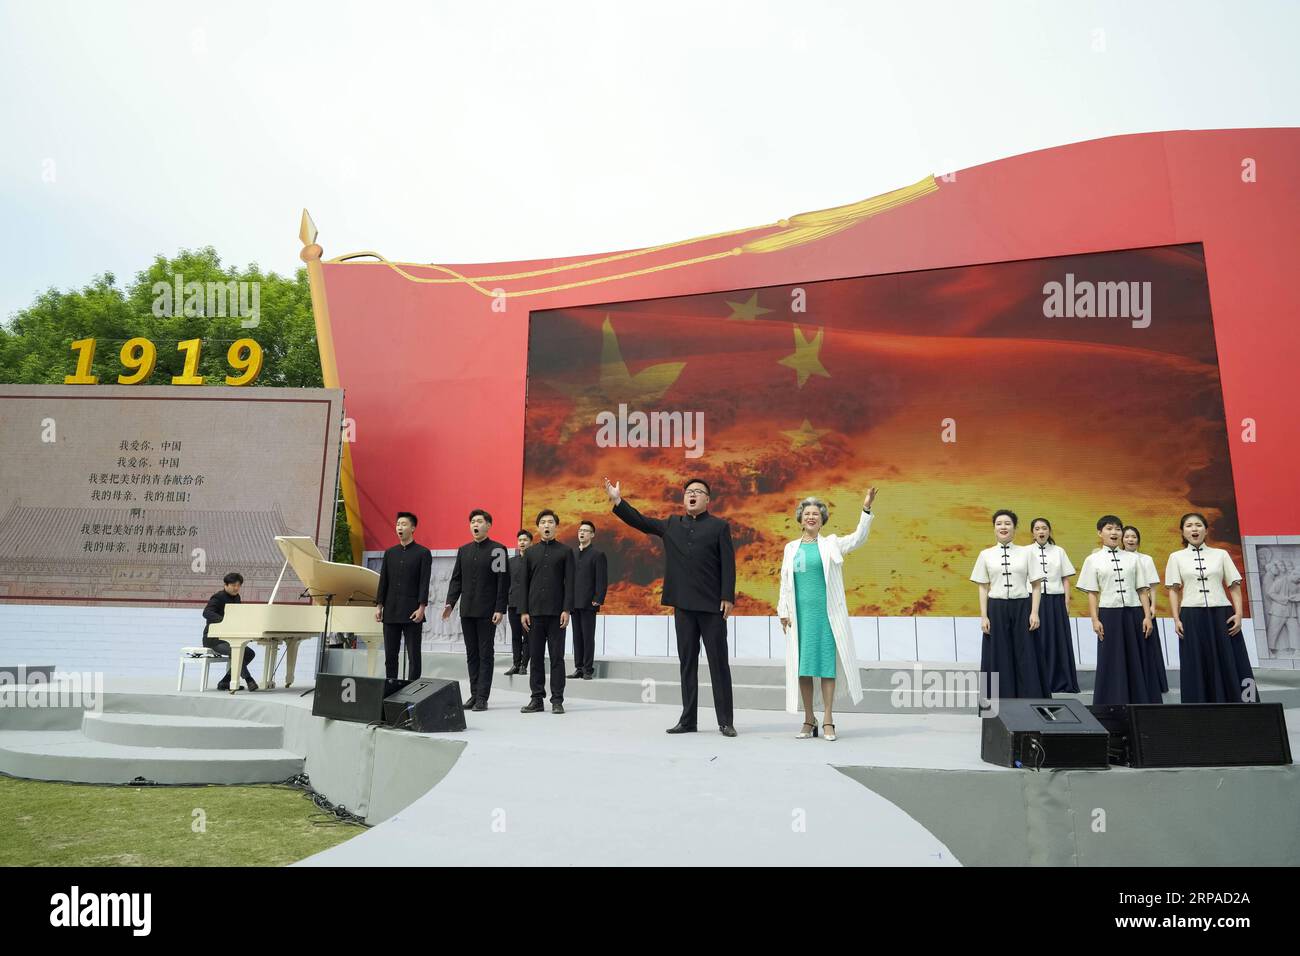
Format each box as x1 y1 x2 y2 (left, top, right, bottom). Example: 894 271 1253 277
300 209 322 262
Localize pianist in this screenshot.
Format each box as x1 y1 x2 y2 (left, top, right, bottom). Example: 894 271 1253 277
202 572 258 691
375 511 433 681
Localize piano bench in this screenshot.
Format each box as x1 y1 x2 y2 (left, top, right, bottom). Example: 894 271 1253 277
177 647 226 693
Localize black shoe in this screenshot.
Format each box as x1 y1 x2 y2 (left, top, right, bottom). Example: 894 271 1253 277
216 677 231 691
520 700 544 713
243 676 259 692
666 723 697 734
463 696 476 709
582 672 594 680
504 665 518 676
567 670 583 679
472 701 488 712
719 724 737 737
552 702 565 714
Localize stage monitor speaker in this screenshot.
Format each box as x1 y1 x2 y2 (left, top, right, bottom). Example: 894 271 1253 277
1125 703 1291 768
312 674 407 723
981 698 1110 769
382 677 466 733
1085 703 1133 766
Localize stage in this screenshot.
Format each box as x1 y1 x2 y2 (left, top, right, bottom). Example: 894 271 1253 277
3 660 1298 866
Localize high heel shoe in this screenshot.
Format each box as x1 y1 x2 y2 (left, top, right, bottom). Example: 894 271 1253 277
822 722 837 741
796 718 819 739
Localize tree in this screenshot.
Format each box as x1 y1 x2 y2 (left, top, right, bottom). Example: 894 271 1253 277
0 247 322 387
0 248 356 561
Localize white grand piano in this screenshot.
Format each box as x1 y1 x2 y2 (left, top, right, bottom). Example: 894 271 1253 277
207 536 384 692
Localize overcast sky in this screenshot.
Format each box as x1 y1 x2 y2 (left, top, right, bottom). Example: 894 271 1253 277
1 0 1297 321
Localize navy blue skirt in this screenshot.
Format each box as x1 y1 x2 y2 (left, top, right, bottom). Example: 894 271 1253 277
1093 606 1159 706
1127 605 1167 699
1178 605 1259 704
1038 593 1080 694
982 597 1050 699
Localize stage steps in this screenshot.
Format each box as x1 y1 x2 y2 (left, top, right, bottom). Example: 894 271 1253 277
0 697 302 785
82 711 285 750
415 653 1300 714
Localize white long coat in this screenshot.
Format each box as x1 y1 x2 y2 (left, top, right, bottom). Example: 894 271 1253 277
776 509 873 713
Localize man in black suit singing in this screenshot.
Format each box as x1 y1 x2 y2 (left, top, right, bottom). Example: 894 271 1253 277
504 529 533 677
443 508 510 711
374 511 433 681
520 509 575 715
605 476 738 736
569 519 608 680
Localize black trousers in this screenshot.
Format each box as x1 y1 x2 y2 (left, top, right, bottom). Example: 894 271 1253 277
674 609 733 728
508 608 527 667
383 621 422 681
462 616 496 702
571 606 598 675
202 637 255 681
527 615 566 703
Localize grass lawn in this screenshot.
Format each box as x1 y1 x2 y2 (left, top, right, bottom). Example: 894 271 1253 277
0 775 365 866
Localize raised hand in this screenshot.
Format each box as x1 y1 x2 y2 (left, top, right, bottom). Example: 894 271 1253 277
603 476 621 504
864 486 878 510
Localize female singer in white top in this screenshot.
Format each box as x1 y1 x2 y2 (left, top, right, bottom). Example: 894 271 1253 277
1164 512 1254 703
1075 515 1156 706
778 487 877 741
971 510 1047 700
1123 524 1168 698
1028 518 1079 693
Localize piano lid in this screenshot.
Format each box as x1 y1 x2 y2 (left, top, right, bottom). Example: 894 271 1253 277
274 536 380 606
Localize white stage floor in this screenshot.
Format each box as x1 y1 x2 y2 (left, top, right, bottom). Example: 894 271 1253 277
295 685 977 866
13 677 1299 866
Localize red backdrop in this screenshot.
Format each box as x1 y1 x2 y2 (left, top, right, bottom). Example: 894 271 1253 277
315 128 1300 551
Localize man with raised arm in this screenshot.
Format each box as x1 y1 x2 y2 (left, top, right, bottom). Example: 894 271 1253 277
604 476 737 736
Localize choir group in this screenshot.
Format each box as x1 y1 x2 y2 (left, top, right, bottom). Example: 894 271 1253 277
972 510 1257 707
374 492 1259 732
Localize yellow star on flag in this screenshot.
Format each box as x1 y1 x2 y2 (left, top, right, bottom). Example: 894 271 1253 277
780 419 831 449
778 325 830 388
725 292 773 322
553 316 686 442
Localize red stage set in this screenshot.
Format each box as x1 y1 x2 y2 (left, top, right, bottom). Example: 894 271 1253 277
303 128 1300 564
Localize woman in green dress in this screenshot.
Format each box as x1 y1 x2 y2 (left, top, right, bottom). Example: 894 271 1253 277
778 488 877 741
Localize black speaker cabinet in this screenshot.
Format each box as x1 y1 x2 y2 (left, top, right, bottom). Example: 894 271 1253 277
312 674 406 723
981 698 1110 769
382 677 466 733
1126 703 1291 768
